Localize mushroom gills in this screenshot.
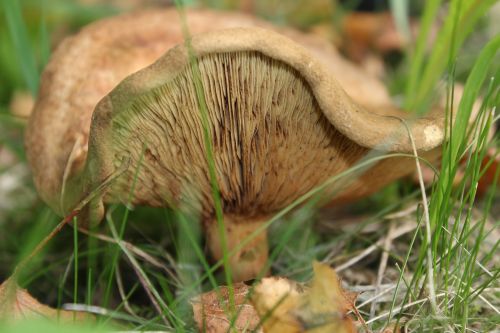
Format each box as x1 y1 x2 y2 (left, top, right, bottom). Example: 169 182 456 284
107 51 368 217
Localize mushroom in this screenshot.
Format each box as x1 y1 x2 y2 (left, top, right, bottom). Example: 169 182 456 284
26 9 445 281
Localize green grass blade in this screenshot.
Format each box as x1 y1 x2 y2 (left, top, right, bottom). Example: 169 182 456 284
404 0 442 107
39 0 50 69
1 0 39 96
406 0 497 113
173 0 235 306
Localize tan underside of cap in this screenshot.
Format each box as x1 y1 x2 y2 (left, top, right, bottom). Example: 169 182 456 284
69 27 444 222
26 9 396 216
104 51 367 217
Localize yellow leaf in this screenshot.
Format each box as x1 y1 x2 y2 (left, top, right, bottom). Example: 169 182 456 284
252 277 303 333
191 263 357 333
251 262 356 333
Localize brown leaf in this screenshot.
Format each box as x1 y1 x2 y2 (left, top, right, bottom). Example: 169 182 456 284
191 282 262 333
192 263 356 333
0 278 92 323
341 12 404 61
252 262 357 333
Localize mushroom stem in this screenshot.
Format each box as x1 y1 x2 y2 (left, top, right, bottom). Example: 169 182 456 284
206 215 269 282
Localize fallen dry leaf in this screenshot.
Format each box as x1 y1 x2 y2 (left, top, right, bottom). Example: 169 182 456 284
191 282 262 333
341 11 405 61
251 277 302 332
0 278 91 323
252 262 356 333
192 263 356 333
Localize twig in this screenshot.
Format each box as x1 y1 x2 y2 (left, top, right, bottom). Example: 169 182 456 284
61 304 150 325
384 203 419 220
13 158 129 279
440 225 494 277
335 222 417 272
115 262 140 319
369 222 396 321
78 228 181 286
355 285 398 310
106 215 177 327
350 284 397 293
366 292 447 324
477 294 500 315
13 209 79 278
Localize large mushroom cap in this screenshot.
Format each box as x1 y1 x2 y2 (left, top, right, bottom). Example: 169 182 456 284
26 8 394 217
26 10 447 282
66 26 445 281
69 27 444 222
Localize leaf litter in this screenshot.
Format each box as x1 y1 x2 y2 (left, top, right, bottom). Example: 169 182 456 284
192 262 358 333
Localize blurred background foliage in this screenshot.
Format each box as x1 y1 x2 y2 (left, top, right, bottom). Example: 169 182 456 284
1 0 497 106
0 1 498 331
